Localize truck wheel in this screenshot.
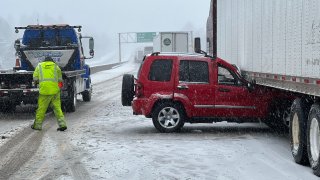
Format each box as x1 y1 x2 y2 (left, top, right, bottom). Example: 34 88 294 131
121 74 134 106
66 83 77 112
1 102 16 113
152 102 185 133
307 104 320 176
82 88 92 102
289 98 309 165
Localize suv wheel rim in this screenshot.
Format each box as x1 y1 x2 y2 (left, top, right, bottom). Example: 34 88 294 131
158 107 180 129
310 117 320 162
292 113 300 154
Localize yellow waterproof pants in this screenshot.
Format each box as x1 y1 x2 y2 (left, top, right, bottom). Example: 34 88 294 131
33 93 67 130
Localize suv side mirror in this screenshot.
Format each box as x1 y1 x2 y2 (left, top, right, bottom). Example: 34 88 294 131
194 37 201 53
247 80 256 92
236 80 243 86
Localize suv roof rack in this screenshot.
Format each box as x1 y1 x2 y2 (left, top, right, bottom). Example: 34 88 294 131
150 52 208 57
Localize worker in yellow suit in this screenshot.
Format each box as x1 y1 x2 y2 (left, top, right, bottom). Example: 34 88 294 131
31 56 67 131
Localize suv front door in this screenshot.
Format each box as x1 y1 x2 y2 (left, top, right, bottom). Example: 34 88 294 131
214 64 260 118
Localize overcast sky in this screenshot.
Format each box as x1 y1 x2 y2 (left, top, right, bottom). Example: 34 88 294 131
0 0 211 61
0 0 210 33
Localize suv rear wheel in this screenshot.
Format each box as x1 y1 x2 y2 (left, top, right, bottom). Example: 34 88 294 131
121 74 135 106
152 102 185 133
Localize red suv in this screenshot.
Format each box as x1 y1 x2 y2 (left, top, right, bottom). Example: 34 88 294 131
122 52 288 132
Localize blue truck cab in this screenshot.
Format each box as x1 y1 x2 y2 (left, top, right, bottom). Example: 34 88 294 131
0 24 94 112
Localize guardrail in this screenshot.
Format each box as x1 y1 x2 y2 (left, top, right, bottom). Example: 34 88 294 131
90 62 126 74
0 62 127 75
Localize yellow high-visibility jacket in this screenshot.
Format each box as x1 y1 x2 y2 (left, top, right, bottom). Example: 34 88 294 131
33 61 63 95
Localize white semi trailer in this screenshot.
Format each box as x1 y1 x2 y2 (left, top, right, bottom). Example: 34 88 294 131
153 32 189 53
207 0 320 176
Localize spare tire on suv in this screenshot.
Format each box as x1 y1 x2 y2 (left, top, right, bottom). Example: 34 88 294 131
121 74 135 106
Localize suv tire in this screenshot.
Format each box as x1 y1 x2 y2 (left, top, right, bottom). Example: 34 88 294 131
152 102 185 133
121 74 135 106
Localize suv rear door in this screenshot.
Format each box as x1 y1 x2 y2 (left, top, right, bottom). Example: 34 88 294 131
140 56 175 99
174 58 216 117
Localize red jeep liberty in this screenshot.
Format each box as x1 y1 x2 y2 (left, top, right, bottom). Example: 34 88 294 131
122 52 289 132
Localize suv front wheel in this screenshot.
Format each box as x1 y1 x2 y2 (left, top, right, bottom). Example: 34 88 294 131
152 102 185 133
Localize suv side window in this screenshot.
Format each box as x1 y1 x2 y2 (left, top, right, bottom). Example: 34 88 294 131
179 60 209 83
148 59 173 81
218 65 238 85
137 59 145 78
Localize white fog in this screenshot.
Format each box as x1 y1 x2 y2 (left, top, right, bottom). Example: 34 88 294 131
0 0 210 68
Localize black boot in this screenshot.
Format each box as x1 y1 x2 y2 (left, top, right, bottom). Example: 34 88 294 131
31 125 41 131
57 127 67 131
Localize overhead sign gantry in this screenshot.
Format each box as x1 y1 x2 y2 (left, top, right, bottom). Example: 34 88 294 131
118 32 156 62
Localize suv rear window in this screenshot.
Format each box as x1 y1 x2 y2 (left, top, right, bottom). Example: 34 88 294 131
179 60 209 83
148 59 173 81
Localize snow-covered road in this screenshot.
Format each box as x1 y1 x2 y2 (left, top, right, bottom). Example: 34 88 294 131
0 61 318 179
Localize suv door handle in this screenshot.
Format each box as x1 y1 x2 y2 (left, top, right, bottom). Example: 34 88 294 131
218 88 230 92
177 85 189 90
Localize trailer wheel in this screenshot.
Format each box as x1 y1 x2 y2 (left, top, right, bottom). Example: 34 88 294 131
307 104 320 176
152 102 185 133
82 88 92 102
121 74 134 106
66 82 77 112
289 98 309 165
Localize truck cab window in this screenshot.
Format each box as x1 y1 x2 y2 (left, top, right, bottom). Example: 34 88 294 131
218 66 237 85
179 60 209 83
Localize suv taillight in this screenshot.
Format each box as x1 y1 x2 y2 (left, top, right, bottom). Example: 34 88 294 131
136 82 144 97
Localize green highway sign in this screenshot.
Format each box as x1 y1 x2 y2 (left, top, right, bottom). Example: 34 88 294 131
137 32 156 43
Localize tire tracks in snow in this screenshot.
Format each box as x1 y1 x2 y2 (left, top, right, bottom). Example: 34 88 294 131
0 126 44 180
0 104 94 179
0 67 135 179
